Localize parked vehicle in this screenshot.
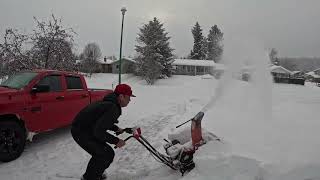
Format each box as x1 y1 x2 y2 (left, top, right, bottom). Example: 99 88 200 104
0 70 113 162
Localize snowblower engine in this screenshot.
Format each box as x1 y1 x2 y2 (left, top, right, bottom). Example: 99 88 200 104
163 139 196 174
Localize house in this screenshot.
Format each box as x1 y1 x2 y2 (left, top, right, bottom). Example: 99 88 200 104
97 57 114 73
270 65 304 85
305 68 320 83
171 59 225 77
270 65 292 78
305 71 320 83
291 71 305 78
312 68 320 75
98 57 136 74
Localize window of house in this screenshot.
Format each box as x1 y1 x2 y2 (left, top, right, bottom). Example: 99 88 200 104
197 66 204 72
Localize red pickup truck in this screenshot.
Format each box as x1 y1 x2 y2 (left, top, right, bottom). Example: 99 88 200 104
0 70 113 162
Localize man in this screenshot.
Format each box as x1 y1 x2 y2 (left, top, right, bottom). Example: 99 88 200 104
71 84 135 180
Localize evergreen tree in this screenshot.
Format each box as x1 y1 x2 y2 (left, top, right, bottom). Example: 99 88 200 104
135 17 174 84
190 22 206 60
207 25 223 62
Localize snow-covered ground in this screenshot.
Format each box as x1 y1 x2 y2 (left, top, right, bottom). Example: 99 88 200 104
1 73 320 180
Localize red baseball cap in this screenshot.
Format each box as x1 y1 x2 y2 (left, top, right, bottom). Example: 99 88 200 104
114 84 136 97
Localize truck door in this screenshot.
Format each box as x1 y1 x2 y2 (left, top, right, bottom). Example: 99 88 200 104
60 75 90 126
25 74 66 131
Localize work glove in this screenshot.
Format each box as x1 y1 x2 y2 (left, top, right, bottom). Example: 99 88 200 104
115 128 133 135
115 139 125 148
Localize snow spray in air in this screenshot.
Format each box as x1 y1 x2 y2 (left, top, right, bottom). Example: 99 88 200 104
201 37 273 122
177 37 273 130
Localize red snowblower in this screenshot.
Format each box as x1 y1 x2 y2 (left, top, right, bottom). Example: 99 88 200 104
117 112 221 175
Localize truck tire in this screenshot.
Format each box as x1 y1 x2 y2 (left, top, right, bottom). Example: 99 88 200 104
0 121 26 162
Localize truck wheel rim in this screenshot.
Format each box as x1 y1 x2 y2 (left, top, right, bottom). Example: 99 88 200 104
0 128 21 154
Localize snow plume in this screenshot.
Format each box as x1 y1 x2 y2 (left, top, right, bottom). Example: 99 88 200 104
201 36 272 122
200 73 232 113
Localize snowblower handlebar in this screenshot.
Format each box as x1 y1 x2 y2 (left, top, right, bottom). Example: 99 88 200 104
115 128 134 135
114 127 141 149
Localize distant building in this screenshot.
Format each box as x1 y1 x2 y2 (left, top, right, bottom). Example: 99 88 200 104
171 59 225 78
305 70 320 83
270 65 304 85
97 57 114 73
97 57 136 74
312 68 320 76
291 71 305 78
270 65 292 78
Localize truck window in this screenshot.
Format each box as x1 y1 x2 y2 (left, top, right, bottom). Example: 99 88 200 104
37 75 62 92
66 76 83 90
0 72 38 89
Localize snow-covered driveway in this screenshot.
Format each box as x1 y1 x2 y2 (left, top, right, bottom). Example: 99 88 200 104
1 74 320 180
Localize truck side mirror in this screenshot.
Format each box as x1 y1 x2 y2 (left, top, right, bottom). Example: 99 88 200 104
31 84 50 93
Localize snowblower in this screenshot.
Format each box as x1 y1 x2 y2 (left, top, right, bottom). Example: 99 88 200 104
116 112 219 176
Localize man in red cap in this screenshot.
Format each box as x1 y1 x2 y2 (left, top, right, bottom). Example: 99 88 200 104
71 84 135 180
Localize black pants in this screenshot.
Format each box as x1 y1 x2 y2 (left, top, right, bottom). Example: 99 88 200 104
71 127 115 180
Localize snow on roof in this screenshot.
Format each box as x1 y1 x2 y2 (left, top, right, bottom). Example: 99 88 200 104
306 71 320 78
172 59 215 67
292 71 301 74
311 67 320 72
97 58 114 64
270 65 292 74
123 57 136 63
108 57 136 64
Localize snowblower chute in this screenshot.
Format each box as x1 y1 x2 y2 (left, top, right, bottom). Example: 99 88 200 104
191 112 205 147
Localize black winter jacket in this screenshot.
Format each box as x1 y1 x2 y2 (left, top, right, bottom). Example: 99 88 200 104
72 93 121 145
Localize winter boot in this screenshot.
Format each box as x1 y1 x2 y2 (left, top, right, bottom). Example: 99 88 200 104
100 174 107 180
81 174 106 180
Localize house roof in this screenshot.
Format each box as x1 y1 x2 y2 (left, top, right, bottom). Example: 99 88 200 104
97 58 115 64
270 65 292 74
292 71 301 74
306 71 320 78
107 57 136 64
172 59 215 67
95 56 136 65
311 67 320 72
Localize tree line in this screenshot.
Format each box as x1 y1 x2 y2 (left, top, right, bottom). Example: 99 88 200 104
0 15 224 84
189 22 223 62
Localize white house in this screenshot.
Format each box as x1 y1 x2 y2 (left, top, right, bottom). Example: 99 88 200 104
270 65 292 78
305 71 320 82
172 59 225 77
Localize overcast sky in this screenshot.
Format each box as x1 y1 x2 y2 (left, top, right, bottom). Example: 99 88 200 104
1 0 320 58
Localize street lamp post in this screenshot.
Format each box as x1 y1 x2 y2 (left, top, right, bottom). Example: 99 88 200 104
119 7 127 85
